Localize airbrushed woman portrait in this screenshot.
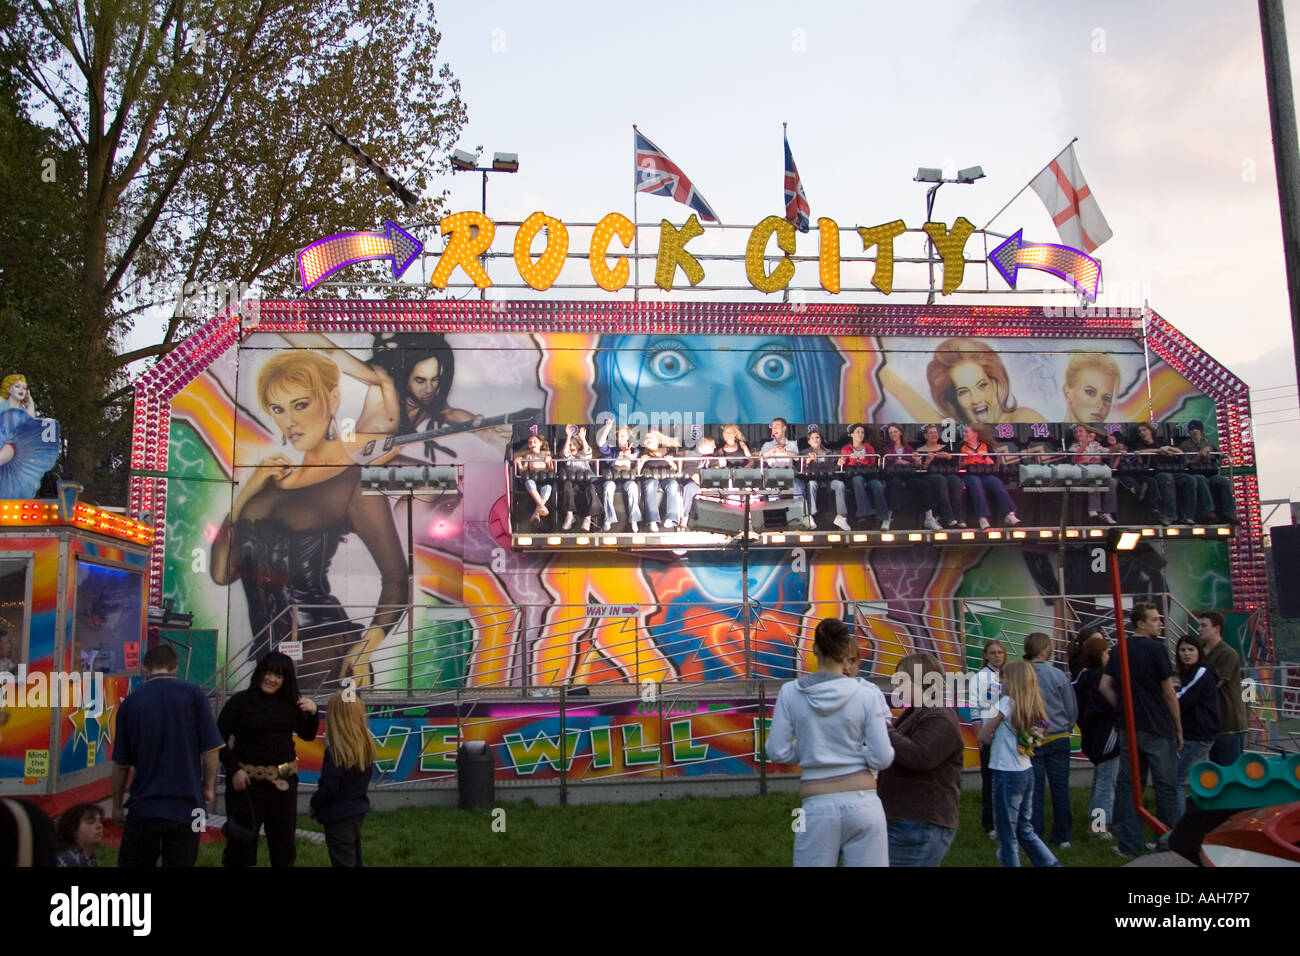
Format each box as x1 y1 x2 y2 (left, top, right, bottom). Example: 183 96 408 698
881 337 1045 427
212 351 409 691
1062 352 1120 425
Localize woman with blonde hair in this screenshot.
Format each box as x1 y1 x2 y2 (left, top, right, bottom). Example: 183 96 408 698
978 660 1060 867
211 350 409 690
1062 352 1120 425
310 690 377 867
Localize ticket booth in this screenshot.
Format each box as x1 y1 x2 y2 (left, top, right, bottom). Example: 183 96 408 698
0 488 152 812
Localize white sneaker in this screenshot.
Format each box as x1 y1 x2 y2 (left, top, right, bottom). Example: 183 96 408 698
562 513 575 531
1101 513 1115 525
663 519 677 530
649 521 659 532
581 516 592 531
630 521 639 533
978 517 991 530
1005 513 1021 527
833 515 851 531
602 520 612 532
924 511 943 531
806 514 817 529
879 517 891 531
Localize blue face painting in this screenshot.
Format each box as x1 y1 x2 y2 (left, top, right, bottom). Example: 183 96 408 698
593 334 842 428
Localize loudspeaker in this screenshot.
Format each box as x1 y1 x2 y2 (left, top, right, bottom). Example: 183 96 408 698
754 496 807 531
1270 524 1300 618
690 497 747 535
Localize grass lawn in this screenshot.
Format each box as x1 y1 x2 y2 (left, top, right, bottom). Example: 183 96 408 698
94 786 1147 866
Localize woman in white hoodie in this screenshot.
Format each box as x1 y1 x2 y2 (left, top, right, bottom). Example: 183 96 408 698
766 618 895 866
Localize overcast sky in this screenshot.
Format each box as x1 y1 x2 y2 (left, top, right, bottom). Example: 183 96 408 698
392 1 1295 522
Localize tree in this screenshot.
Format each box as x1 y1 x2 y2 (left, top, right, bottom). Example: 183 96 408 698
0 0 468 498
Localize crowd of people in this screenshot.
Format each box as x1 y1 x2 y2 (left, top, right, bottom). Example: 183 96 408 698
513 418 1239 533
769 607 1251 868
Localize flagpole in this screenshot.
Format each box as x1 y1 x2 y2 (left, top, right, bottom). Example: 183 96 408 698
782 122 790 305
980 136 1079 231
632 124 640 303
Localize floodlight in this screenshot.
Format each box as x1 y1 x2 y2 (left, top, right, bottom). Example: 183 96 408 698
957 165 986 183
491 152 520 172
914 167 944 183
450 149 479 170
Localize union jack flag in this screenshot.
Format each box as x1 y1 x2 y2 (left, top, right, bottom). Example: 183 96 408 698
634 129 719 223
783 132 810 233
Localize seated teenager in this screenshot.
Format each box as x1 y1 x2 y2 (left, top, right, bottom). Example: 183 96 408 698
1132 422 1195 524
803 426 851 531
513 433 554 525
840 423 888 527
596 419 642 532
880 424 920 532
959 426 1020 529
637 431 681 532
719 423 753 467
1067 424 1118 525
1107 431 1164 524
760 417 805 526
1178 420 1236 525
557 427 602 532
917 424 964 529
680 435 724 530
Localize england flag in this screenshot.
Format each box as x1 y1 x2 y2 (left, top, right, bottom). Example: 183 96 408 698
634 129 720 223
1029 144 1113 253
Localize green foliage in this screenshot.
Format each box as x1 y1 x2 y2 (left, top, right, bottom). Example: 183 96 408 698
0 0 467 498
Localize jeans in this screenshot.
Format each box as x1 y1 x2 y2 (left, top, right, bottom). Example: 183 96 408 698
1031 736 1073 845
848 475 888 519
1174 740 1213 824
807 477 847 517
1086 478 1119 515
887 818 956 867
1112 730 1179 856
992 768 1059 867
978 742 994 831
1189 473 1236 520
1153 471 1197 521
1089 757 1120 831
963 474 1016 519
524 478 552 504
324 814 365 867
922 472 961 524
602 478 641 524
1209 731 1245 766
793 790 888 867
641 477 680 524
117 816 201 867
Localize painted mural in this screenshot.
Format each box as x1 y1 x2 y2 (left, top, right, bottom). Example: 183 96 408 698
155 327 1229 711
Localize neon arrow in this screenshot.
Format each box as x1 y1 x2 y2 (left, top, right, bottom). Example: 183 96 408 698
297 220 423 291
989 229 1101 299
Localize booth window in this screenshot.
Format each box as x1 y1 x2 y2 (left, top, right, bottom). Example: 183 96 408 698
72 561 144 674
0 557 29 676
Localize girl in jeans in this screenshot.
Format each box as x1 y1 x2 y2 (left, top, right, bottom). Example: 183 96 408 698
766 618 894 866
1073 634 1120 838
978 661 1060 867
